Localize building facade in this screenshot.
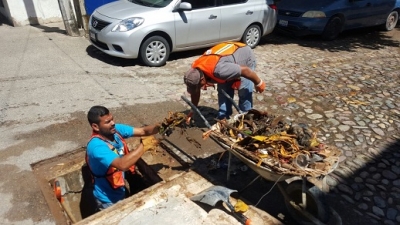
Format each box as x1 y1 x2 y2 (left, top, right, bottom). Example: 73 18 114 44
0 0 64 26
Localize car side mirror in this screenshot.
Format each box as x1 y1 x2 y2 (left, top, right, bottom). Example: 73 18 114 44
173 2 192 12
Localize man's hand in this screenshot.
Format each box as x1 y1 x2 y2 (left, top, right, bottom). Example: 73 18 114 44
140 135 160 152
186 111 194 125
255 80 266 93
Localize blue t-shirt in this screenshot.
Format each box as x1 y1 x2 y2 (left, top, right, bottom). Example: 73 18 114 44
86 124 134 203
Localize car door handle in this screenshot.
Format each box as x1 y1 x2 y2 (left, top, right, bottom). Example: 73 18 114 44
246 10 253 15
209 14 217 19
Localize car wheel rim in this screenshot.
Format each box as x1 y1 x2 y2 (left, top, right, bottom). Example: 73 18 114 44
246 27 260 47
145 41 166 64
386 12 398 30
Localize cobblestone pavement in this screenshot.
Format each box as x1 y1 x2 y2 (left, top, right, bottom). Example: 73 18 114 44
95 27 400 224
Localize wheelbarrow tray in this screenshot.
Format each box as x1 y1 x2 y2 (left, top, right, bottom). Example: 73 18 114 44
179 95 339 181
210 131 340 182
211 132 292 181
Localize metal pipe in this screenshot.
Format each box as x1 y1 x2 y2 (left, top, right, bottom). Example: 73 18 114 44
181 96 212 129
239 175 261 193
302 176 307 209
227 151 232 181
220 89 243 113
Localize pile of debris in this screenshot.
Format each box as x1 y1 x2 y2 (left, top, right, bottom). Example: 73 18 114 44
159 111 188 136
207 109 341 178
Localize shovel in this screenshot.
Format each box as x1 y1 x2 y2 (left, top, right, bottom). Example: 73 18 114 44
190 185 251 225
181 95 212 129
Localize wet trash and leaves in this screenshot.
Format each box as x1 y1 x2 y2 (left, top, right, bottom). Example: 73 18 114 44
157 111 203 148
157 109 340 178
206 109 341 178
159 111 188 137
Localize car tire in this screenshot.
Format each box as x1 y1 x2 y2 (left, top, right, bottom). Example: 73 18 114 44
241 25 261 48
284 181 330 225
139 36 170 67
321 16 343 41
382 11 399 31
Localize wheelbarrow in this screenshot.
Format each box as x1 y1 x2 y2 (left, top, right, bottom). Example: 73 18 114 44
180 95 342 225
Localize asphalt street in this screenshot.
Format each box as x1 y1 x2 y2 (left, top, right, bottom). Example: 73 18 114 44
0 18 399 225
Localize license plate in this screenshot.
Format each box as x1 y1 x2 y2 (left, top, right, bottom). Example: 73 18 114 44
279 20 288 27
89 31 97 41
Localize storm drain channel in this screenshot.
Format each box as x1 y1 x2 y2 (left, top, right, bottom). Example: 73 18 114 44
31 139 190 224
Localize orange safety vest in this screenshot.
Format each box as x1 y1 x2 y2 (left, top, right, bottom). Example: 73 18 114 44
192 42 247 89
85 132 135 189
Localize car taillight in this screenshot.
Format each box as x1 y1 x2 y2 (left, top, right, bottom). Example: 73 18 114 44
269 4 277 10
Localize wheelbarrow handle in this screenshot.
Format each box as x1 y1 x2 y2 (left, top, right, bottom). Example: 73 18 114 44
181 96 212 129
226 201 252 225
232 211 251 225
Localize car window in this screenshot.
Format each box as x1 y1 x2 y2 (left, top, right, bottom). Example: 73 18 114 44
221 0 247 6
185 0 216 10
129 0 173 8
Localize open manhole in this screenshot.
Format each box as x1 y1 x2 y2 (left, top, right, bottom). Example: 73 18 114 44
31 138 189 224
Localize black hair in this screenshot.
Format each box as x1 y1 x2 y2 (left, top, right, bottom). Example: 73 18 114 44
87 106 109 125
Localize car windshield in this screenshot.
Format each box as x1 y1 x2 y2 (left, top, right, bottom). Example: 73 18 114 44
129 0 173 8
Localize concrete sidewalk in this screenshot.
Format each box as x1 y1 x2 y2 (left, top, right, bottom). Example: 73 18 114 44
0 22 171 224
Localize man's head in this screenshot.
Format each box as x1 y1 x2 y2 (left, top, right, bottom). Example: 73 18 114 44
184 68 205 94
87 106 116 136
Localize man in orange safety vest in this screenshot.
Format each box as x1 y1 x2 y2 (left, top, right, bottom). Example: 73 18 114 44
184 42 266 122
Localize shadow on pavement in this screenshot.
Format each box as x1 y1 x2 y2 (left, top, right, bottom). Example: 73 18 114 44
84 44 208 67
324 138 400 225
260 27 400 52
84 25 400 68
167 47 207 60
85 45 141 67
32 24 67 34
189 105 219 129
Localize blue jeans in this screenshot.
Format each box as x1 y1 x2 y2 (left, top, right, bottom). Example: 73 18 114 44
217 64 255 119
95 198 114 211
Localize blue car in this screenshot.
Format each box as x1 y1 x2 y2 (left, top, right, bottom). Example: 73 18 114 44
276 0 400 40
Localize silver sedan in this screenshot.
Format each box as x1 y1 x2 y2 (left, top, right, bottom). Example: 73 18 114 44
89 0 277 67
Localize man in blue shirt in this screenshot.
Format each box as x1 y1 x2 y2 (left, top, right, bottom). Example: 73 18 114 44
86 105 161 211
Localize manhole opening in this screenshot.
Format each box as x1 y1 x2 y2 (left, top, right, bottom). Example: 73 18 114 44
32 140 188 224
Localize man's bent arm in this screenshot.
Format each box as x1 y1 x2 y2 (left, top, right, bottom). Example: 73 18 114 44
111 143 144 171
133 124 161 136
239 66 262 85
190 89 201 107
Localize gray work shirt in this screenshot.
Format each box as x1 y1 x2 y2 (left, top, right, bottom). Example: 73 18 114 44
213 45 256 82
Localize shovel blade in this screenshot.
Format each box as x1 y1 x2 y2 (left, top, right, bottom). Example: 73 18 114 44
190 185 237 207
